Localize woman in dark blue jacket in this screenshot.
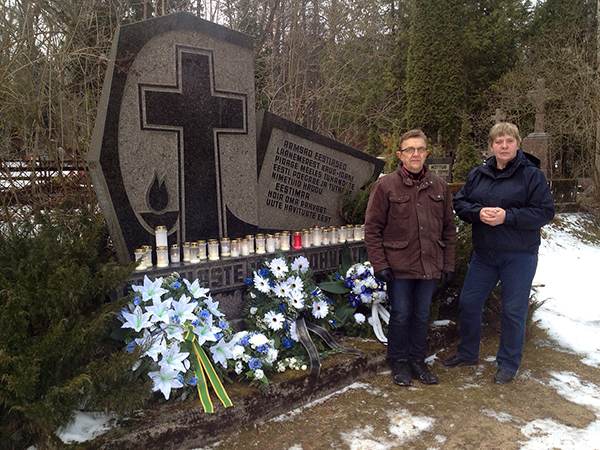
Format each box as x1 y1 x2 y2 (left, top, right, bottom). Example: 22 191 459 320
442 122 555 384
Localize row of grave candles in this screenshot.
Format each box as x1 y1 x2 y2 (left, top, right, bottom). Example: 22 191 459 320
134 224 365 271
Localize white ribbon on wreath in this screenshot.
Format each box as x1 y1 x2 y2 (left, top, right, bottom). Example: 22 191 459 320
370 295 390 344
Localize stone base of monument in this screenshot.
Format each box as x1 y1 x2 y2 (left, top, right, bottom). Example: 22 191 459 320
82 325 459 450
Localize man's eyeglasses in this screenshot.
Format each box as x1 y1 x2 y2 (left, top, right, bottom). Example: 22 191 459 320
400 147 428 155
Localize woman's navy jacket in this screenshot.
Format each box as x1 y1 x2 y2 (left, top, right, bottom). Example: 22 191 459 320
453 150 555 254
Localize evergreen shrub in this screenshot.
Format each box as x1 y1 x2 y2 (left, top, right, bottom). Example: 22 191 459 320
0 204 150 449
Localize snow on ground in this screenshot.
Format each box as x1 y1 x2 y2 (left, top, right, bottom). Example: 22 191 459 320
53 213 600 449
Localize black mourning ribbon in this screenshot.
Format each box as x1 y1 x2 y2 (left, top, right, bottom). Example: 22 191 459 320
295 316 364 378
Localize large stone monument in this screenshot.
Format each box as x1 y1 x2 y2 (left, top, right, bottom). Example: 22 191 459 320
88 12 384 266
522 79 553 178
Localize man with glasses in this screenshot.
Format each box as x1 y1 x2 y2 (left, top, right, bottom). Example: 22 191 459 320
364 129 456 386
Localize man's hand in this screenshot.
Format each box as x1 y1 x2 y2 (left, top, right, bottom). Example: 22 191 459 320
479 207 506 226
375 268 395 285
439 270 454 284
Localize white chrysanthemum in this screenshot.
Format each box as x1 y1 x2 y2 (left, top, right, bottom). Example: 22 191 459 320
291 256 310 274
273 280 291 298
312 300 329 319
360 292 372 304
264 310 285 331
235 360 244 374
253 273 271 293
232 345 245 359
268 257 289 279
354 312 366 324
249 332 269 348
265 347 279 364
352 282 364 295
355 264 367 276
250 307 258 315
254 368 265 380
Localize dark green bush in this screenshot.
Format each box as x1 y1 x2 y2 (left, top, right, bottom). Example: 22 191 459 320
0 204 150 449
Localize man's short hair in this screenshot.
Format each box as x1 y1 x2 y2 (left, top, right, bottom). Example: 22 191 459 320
400 129 427 148
488 122 521 147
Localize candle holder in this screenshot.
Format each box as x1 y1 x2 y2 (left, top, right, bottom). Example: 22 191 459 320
255 234 266 254
353 224 362 241
361 224 365 240
208 239 219 260
156 245 169 268
293 231 302 249
312 226 322 247
281 231 291 251
231 239 240 257
266 234 276 253
142 245 153 267
301 229 311 248
346 224 355 242
198 240 207 260
134 248 147 271
220 237 231 257
338 226 347 243
182 242 191 262
274 232 281 250
246 235 255 253
330 227 338 244
170 244 180 263
241 238 250 256
155 225 168 249
322 228 330 245
189 242 200 263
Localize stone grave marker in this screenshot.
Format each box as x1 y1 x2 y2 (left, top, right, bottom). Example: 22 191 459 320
256 111 384 231
87 12 258 263
426 157 453 182
523 79 553 179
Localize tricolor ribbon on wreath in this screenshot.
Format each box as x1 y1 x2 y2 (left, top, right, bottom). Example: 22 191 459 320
184 325 232 413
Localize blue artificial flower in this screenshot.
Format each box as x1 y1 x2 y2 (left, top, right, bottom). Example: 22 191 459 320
219 320 228 329
331 319 338 326
349 295 359 308
172 314 180 324
125 341 135 353
311 289 318 296
133 296 142 305
214 332 223 340
283 338 292 349
171 281 182 289
249 358 262 370
178 374 184 383
257 344 269 354
238 335 250 346
259 269 269 278
335 273 342 279
246 277 252 285
269 280 276 287
199 309 210 320
189 376 198 386
191 319 199 327
278 304 286 311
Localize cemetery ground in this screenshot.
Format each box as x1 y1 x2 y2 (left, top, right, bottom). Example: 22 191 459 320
70 213 600 450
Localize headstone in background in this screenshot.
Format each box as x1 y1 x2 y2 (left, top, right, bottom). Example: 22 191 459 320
87 12 258 263
426 157 453 182
523 78 553 179
255 111 384 231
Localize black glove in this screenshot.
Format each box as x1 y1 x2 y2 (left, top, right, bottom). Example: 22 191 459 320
375 268 395 285
439 270 454 284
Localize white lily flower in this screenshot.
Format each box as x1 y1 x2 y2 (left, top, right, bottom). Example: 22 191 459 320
204 295 224 317
148 366 183 400
158 343 189 373
132 275 168 303
210 337 236 368
183 278 210 299
122 305 153 332
145 296 172 324
171 294 197 323
192 321 218 346
160 323 185 342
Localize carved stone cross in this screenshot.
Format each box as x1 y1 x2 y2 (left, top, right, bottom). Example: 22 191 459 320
527 79 548 133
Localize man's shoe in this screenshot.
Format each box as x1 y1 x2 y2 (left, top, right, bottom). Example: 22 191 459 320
409 360 439 385
494 369 516 384
391 360 412 386
441 354 478 367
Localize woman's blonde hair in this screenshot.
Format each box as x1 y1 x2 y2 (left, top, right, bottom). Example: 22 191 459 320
488 122 521 147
